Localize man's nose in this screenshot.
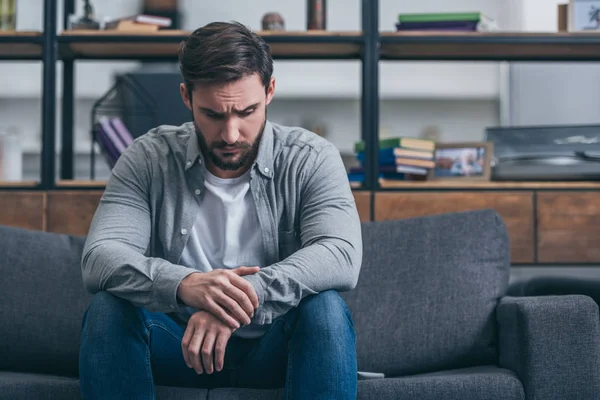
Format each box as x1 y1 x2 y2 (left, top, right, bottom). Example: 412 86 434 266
221 119 240 144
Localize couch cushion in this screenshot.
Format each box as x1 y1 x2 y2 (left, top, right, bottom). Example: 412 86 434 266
0 225 90 377
341 209 510 376
0 372 209 400
205 367 523 400
357 366 524 400
207 388 284 399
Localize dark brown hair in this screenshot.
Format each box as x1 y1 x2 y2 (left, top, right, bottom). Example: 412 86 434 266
178 21 273 96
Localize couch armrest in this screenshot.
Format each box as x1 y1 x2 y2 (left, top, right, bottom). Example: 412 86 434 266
497 295 600 400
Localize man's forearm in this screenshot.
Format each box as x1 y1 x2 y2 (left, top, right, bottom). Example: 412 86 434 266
243 237 361 325
82 240 198 313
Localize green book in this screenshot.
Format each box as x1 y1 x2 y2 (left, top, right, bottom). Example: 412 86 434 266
398 12 483 23
354 137 435 153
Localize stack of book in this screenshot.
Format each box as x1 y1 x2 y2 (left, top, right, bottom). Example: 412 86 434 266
395 12 498 32
93 116 135 169
348 137 436 187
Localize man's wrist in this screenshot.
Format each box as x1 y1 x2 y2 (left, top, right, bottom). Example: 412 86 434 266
175 271 200 307
242 273 266 307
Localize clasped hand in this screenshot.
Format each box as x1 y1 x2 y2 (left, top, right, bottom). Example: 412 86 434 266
182 310 233 374
177 266 260 374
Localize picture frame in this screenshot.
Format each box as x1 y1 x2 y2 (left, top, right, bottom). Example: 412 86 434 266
569 0 600 31
428 142 493 181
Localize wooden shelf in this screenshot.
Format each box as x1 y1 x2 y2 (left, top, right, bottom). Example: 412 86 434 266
378 180 600 190
0 180 39 188
55 180 108 188
380 31 600 61
58 30 363 60
0 31 43 60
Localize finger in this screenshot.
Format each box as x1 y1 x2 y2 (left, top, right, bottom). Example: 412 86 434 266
216 292 251 325
214 331 230 372
229 274 260 310
188 326 205 374
201 330 217 374
231 266 260 276
181 324 194 368
205 299 241 330
223 284 255 318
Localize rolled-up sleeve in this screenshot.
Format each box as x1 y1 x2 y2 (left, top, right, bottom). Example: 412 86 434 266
81 139 197 312
244 144 363 325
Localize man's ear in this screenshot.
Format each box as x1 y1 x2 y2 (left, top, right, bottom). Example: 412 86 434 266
180 83 192 110
265 77 276 105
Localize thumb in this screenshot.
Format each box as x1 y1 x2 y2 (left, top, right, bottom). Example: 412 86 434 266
232 266 260 276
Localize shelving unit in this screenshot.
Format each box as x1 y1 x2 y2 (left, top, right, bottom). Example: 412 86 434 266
3 0 600 265
0 0 56 189
56 0 374 183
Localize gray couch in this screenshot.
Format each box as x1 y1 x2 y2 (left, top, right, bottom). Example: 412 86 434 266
1 209 600 399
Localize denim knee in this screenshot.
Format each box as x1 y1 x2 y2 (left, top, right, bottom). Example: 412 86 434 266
82 291 142 335
293 290 354 334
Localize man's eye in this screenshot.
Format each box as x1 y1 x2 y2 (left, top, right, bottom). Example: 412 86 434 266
206 113 224 120
239 110 255 118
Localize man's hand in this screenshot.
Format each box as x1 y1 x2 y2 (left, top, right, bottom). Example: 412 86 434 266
177 266 260 329
182 310 233 374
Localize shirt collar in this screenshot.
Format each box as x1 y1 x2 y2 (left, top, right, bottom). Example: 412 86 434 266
185 122 203 171
255 120 274 178
184 120 274 179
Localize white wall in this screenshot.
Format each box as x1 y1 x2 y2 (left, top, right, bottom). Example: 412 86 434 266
506 0 600 127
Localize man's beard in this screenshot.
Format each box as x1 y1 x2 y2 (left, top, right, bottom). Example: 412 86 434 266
194 118 265 171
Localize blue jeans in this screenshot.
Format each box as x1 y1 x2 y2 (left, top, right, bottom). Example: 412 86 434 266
79 289 357 399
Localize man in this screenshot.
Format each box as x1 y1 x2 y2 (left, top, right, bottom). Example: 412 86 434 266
79 21 363 400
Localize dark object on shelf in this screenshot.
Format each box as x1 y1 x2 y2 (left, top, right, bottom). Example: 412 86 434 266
307 0 326 30
116 70 190 141
69 0 100 30
485 124 600 181
262 12 285 31
89 75 157 179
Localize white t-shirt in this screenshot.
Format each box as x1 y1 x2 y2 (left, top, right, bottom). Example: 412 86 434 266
179 167 269 339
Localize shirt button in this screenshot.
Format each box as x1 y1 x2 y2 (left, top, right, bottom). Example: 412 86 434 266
181 228 187 235
186 161 192 167
264 167 270 173
198 159 202 164
194 189 201 195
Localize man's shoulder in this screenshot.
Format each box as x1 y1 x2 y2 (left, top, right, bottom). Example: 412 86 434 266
271 122 335 156
134 122 194 147
126 122 193 160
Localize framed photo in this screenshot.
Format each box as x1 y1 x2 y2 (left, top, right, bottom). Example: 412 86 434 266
569 0 600 31
428 142 493 181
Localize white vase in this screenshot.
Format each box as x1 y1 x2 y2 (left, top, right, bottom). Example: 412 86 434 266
0 126 22 181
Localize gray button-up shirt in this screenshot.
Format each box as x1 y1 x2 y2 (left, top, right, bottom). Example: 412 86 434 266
81 120 362 325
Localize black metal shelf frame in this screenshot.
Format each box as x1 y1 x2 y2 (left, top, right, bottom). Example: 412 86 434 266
22 0 600 194
57 0 376 188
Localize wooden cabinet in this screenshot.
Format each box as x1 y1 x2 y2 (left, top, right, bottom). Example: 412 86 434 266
46 191 103 236
353 191 371 223
0 192 45 231
374 192 535 264
537 192 600 263
5 185 600 265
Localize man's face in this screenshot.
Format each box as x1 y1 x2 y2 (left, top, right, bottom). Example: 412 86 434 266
180 74 275 176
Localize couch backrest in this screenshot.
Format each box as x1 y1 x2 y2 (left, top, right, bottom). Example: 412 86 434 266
0 209 510 378
341 209 510 377
0 225 90 377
